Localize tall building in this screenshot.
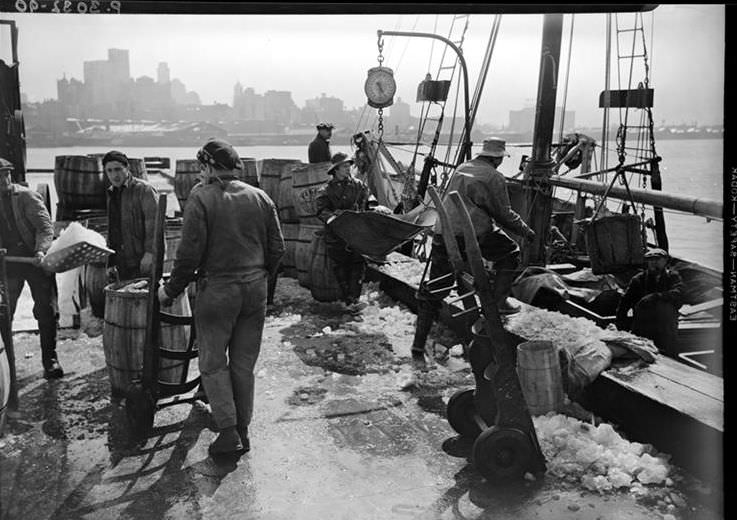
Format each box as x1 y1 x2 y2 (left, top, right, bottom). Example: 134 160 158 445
157 62 170 84
388 97 412 132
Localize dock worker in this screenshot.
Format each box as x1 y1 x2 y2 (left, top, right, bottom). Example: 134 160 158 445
159 138 284 456
316 152 371 306
410 137 536 360
103 150 158 281
0 157 62 379
615 247 684 357
308 122 334 163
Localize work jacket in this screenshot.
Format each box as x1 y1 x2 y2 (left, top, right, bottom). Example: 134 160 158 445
308 135 332 164
615 268 684 325
106 175 158 273
0 183 54 254
435 157 532 239
164 176 285 299
316 175 370 223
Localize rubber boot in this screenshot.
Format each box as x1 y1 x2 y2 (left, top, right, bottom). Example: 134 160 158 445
493 269 520 315
40 320 63 379
411 301 437 359
208 426 244 456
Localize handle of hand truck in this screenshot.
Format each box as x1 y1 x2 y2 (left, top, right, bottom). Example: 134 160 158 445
4 256 36 264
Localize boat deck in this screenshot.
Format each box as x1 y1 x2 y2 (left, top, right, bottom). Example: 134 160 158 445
366 254 723 484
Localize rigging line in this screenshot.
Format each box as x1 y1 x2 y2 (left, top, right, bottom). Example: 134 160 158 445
442 66 464 169
601 13 612 173
621 12 641 153
557 13 575 145
394 15 422 72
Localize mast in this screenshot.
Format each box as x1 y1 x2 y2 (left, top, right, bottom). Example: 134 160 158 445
521 14 564 266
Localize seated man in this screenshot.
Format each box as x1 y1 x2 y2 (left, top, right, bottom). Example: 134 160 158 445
615 248 684 357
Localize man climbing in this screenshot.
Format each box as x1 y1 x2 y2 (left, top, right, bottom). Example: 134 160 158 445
410 138 536 360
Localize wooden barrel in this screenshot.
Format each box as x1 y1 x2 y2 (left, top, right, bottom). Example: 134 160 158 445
281 222 299 278
128 158 149 180
102 279 192 398
164 218 183 274
292 162 330 225
296 223 322 288
584 214 644 274
516 340 564 415
158 290 192 385
85 262 109 319
309 230 342 302
260 159 301 203
103 280 148 398
174 159 203 213
238 157 259 187
54 155 107 220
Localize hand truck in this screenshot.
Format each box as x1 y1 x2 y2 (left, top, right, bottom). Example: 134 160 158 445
426 186 546 481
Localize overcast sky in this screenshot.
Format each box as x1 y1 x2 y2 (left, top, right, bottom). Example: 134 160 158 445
1 4 725 127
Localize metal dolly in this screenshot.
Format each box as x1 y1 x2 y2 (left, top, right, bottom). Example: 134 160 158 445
125 194 201 438
426 186 546 481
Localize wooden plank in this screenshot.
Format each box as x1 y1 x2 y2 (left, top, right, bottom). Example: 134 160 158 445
679 298 723 316
645 356 723 402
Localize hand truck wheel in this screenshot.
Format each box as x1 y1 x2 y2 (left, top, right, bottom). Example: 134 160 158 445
472 426 534 482
446 388 482 438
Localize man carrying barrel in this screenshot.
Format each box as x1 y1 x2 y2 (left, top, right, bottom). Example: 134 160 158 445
158 138 284 456
315 152 371 306
0 157 63 379
615 247 684 357
308 122 334 163
410 138 536 360
103 151 158 281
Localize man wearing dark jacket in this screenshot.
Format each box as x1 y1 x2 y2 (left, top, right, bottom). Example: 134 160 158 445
0 157 62 378
315 152 370 305
103 151 158 281
159 139 284 456
616 248 684 356
308 123 334 163
411 138 536 359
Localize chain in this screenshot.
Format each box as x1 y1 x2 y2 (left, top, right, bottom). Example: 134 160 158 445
377 108 384 140
377 34 384 65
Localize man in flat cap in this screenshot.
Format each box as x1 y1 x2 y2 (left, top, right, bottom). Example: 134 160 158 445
159 138 284 456
315 152 370 306
411 137 536 360
308 122 334 164
103 150 158 282
0 157 62 379
616 247 684 356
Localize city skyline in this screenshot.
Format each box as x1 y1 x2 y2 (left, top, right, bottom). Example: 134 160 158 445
1 6 725 128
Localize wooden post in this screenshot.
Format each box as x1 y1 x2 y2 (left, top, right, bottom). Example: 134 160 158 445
522 14 564 267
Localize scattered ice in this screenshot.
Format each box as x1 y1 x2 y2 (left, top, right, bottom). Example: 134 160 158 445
535 413 671 493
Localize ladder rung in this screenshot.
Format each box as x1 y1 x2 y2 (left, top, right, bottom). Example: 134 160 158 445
447 290 477 304
428 285 457 295
438 65 456 71
453 14 468 19
617 28 640 33
618 54 646 59
451 306 481 319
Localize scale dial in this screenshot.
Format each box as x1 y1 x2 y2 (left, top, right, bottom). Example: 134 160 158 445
364 66 396 109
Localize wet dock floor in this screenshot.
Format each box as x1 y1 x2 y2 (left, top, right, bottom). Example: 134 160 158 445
0 279 721 520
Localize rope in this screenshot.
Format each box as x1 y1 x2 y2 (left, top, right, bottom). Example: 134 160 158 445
557 14 575 145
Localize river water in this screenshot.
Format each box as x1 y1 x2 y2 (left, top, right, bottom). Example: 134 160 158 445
23 138 723 271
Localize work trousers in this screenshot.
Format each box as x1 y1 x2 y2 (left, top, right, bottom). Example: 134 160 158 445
195 275 267 430
326 235 365 302
2 263 59 367
631 300 679 358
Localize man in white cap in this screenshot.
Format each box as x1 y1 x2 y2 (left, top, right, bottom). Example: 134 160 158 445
308 122 334 164
616 247 684 356
411 137 536 360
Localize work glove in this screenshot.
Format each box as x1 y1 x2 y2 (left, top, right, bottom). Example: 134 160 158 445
139 252 154 275
32 251 45 267
158 282 174 307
